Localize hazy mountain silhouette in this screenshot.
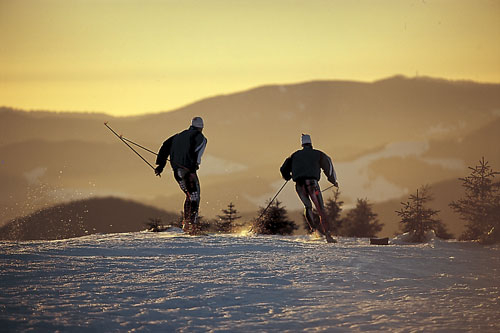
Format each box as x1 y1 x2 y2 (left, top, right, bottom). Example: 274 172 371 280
1 76 499 233
2 76 499 163
365 117 500 197
0 197 178 241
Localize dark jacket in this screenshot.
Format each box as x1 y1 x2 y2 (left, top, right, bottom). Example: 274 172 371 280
280 145 337 183
156 126 207 172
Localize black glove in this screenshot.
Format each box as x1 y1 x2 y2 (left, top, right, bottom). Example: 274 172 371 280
328 177 338 188
154 165 163 177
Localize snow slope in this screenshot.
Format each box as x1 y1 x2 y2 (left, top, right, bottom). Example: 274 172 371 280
1 231 499 332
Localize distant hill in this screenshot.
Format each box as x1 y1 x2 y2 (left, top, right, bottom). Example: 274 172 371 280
1 76 499 226
365 117 500 196
2 76 499 163
0 197 178 241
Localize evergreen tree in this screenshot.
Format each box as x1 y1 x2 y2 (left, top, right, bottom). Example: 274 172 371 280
196 216 213 232
216 202 241 233
396 186 446 243
252 200 297 235
324 189 344 235
449 157 500 243
145 218 164 232
340 198 383 237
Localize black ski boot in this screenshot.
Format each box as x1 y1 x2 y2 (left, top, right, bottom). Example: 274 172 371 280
326 233 337 243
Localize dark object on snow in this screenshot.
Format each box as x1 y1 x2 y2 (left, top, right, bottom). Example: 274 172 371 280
370 237 389 245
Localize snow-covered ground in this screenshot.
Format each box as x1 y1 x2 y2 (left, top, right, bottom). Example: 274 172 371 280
1 230 499 332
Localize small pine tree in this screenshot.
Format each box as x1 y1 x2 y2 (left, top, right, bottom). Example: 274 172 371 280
145 218 163 232
396 186 445 243
450 157 500 243
340 198 383 237
196 215 212 232
216 202 241 233
325 189 344 235
252 200 298 235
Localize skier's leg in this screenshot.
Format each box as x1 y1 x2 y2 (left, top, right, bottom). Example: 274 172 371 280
306 180 335 242
185 172 201 227
174 169 192 230
183 195 192 225
295 181 316 232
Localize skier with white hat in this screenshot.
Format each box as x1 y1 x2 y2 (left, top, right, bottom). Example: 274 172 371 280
280 134 338 243
155 117 207 234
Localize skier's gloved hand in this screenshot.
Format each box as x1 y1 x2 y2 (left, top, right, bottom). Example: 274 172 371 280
328 177 338 187
283 174 292 181
155 165 163 177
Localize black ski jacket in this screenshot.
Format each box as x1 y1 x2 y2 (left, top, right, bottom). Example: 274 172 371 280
156 126 207 172
280 145 337 183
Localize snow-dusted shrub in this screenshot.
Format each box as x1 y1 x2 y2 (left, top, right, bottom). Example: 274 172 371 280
252 200 297 235
396 186 451 243
216 202 241 233
450 157 500 244
341 198 384 238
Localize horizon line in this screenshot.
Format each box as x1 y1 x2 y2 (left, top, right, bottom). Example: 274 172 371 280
2 74 499 118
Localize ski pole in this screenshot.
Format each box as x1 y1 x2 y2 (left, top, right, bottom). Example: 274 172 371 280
255 180 289 222
248 180 289 233
104 122 190 173
321 184 338 193
121 136 158 156
104 122 156 171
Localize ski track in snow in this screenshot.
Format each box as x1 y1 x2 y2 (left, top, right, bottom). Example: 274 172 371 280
0 232 499 332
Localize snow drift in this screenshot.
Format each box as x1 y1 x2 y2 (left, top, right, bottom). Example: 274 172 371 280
1 231 499 332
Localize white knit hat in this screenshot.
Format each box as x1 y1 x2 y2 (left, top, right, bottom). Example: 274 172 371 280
301 134 312 145
191 116 204 128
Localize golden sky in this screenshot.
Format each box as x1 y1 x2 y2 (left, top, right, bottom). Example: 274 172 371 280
1 0 499 116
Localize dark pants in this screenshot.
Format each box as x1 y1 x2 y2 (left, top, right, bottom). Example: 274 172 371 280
295 179 331 235
174 168 200 226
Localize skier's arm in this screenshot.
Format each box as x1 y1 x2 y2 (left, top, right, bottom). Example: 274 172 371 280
155 136 174 175
280 157 293 181
320 152 338 187
194 135 207 166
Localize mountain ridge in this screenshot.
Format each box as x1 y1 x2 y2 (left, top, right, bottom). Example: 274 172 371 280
1 75 499 235
0 197 178 241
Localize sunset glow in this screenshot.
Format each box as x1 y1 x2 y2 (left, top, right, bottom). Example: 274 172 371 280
1 0 499 116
